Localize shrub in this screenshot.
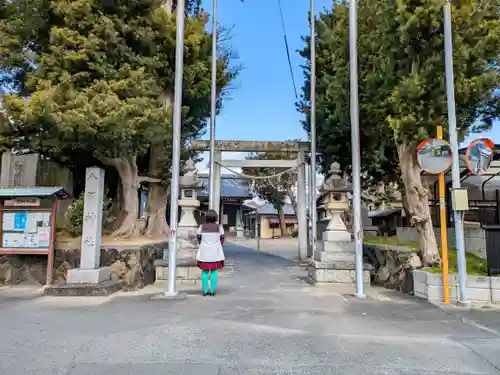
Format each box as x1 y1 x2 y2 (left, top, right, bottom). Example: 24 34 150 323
65 191 112 237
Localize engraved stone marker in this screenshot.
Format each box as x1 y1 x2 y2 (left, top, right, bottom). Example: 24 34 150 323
66 167 110 284
80 167 105 269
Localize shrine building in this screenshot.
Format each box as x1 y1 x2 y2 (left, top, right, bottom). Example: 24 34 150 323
196 173 253 234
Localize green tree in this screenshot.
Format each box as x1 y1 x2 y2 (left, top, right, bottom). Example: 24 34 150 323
0 0 238 238
242 147 298 237
299 0 500 265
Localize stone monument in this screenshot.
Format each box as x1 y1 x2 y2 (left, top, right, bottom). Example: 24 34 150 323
177 158 203 239
66 167 110 284
308 162 370 284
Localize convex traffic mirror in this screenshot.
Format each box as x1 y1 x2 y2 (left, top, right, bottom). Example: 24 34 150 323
417 138 453 174
466 138 494 176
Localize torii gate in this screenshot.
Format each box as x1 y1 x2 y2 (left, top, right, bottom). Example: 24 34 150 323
190 140 310 260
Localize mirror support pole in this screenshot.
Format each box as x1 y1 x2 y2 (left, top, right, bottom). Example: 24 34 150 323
443 1 468 307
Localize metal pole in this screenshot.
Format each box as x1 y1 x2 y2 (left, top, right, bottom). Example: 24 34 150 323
443 1 468 306
306 159 311 247
165 0 186 297
349 0 365 298
309 0 317 255
208 0 218 211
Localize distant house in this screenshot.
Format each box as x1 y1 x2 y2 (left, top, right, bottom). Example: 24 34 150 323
244 203 297 239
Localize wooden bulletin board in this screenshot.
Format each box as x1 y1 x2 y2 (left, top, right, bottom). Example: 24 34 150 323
0 196 58 284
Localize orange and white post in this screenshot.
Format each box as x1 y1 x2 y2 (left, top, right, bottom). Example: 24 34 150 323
437 125 450 304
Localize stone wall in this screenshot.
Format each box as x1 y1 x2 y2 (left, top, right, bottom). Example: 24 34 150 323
396 226 486 259
364 243 422 293
0 241 165 290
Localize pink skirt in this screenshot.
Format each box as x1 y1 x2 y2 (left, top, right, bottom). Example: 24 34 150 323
198 261 225 271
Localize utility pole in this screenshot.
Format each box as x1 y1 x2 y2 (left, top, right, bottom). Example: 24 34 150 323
349 0 365 298
165 0 186 297
208 0 218 211
443 0 468 306
309 0 317 255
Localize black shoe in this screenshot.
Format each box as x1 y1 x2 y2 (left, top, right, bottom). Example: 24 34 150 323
209 291 216 296
203 292 209 296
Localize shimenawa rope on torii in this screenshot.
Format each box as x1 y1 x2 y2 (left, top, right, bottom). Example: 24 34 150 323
216 160 304 180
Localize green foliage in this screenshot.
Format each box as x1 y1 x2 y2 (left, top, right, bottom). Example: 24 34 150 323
65 191 112 237
0 0 238 179
426 249 488 276
299 0 500 180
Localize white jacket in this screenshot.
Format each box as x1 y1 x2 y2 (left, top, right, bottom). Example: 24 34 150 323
196 224 225 262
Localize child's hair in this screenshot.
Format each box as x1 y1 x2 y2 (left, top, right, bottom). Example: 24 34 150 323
205 209 218 224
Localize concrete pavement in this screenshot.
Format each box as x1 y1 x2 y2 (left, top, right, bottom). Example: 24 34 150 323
1 242 500 374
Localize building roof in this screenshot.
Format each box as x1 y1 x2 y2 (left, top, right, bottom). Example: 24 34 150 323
254 202 296 216
0 187 70 199
368 208 402 218
198 174 252 199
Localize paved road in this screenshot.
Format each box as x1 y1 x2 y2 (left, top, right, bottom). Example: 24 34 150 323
1 242 500 375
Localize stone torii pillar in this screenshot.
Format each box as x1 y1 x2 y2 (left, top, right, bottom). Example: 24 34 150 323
297 150 308 261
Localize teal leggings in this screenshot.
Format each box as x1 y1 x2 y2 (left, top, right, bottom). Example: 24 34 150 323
201 270 219 293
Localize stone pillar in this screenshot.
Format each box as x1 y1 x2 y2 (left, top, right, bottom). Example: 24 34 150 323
297 151 308 261
213 150 222 215
307 161 314 258
67 167 110 284
236 208 244 237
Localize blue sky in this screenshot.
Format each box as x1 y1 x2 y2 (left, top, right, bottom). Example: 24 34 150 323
197 0 498 171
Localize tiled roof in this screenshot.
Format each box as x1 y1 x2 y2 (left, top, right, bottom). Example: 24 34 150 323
255 202 295 216
198 174 252 198
0 187 70 198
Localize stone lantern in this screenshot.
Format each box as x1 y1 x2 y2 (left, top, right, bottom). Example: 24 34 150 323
308 162 370 284
320 162 351 239
177 158 204 239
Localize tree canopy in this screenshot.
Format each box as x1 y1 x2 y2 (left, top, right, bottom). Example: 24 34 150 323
0 0 238 237
242 148 299 237
299 0 500 265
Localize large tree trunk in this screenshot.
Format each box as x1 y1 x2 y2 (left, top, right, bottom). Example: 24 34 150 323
277 205 287 237
108 182 125 230
144 144 169 237
96 154 141 238
397 141 440 266
144 90 173 237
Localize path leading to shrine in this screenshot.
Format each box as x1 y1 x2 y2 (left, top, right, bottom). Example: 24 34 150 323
1 242 500 374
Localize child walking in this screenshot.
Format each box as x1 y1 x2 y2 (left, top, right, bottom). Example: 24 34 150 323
196 209 225 296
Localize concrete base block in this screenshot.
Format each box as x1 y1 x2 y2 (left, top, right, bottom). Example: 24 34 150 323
316 240 354 252
155 265 201 282
413 270 500 305
66 267 111 284
314 249 355 262
44 279 123 297
322 231 351 242
308 260 370 284
427 285 459 301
